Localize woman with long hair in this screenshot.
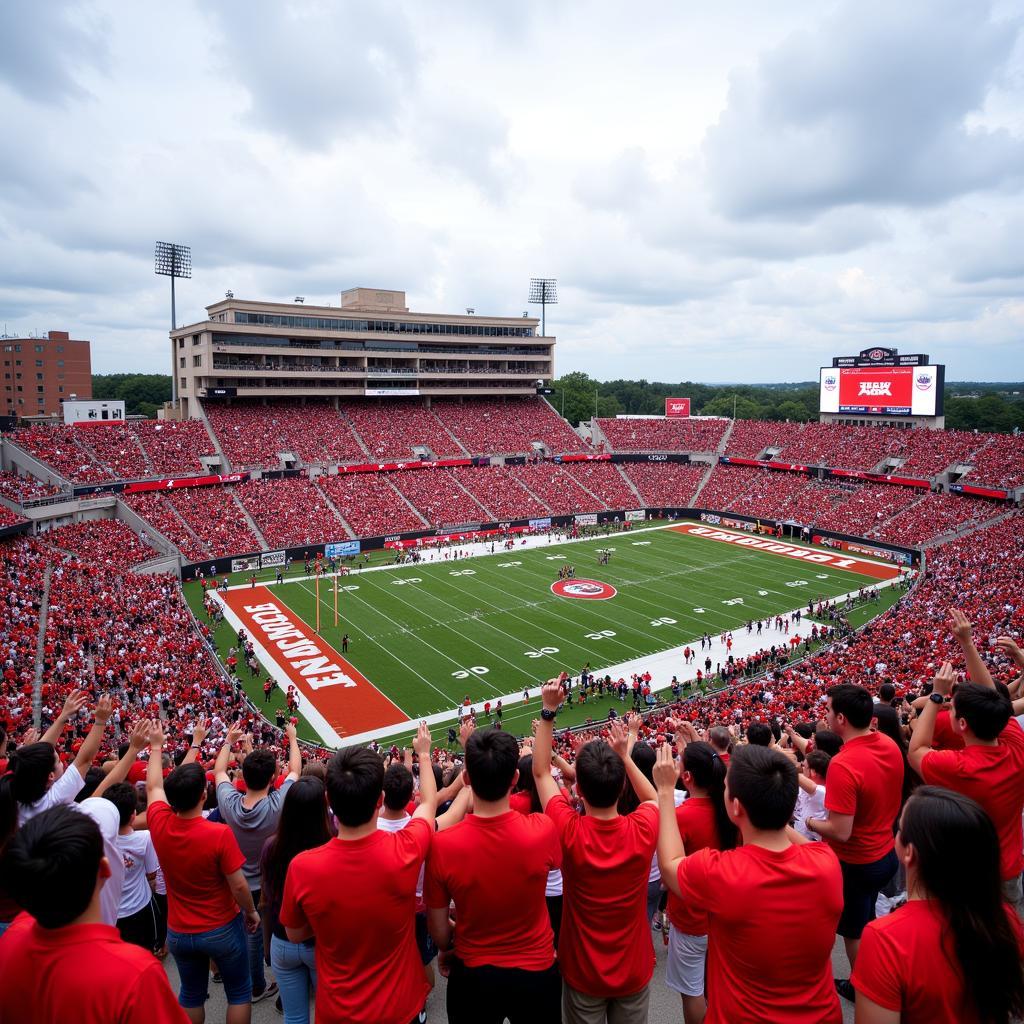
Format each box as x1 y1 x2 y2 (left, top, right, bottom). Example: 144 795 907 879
260 777 332 1024
665 739 739 1024
617 741 664 928
852 786 1024 1024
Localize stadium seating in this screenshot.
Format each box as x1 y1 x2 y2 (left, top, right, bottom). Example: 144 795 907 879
621 461 706 507
8 424 110 482
40 519 156 572
870 491 996 546
0 470 64 504
724 419 804 459
557 462 640 509
0 537 47 734
133 419 217 476
317 472 427 538
123 492 210 562
390 468 491 525
432 398 585 455
342 399 465 460
504 462 608 516
203 400 365 469
450 465 544 520
811 484 923 536
960 433 1024 489
235 476 349 549
596 417 729 453
0 504 26 529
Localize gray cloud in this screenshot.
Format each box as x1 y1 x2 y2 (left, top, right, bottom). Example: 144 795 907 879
704 0 1024 219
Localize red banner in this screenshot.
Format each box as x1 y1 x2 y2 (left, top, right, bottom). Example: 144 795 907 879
336 458 473 475
551 453 612 463
829 469 930 489
722 458 812 473
955 483 1010 499
123 472 249 494
665 397 691 418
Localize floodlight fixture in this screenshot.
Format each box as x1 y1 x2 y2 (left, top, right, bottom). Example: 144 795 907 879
155 241 191 403
466 307 475 315
295 296 305 303
528 277 558 336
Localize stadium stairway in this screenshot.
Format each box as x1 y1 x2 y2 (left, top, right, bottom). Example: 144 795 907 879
563 468 610 510
510 472 554 515
716 418 736 454
615 464 644 502
338 409 375 461
315 482 357 539
231 490 269 550
196 403 232 473
428 405 472 457
450 474 496 521
690 460 719 506
31 563 52 730
920 505 1018 551
385 477 431 527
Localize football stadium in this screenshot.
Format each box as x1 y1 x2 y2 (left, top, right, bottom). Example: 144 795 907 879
4 4 1024 1023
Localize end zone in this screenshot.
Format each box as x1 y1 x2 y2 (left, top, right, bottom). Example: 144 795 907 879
217 586 408 744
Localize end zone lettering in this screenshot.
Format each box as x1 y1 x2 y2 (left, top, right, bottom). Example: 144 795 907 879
243 602 356 689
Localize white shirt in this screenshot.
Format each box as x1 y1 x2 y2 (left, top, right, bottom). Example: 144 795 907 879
116 829 160 918
76 798 125 927
18 764 84 826
794 784 827 841
377 813 426 899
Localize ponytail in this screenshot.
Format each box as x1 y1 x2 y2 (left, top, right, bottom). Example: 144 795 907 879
901 787 1024 1024
683 742 738 851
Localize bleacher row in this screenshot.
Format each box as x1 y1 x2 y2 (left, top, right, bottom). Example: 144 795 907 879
114 461 1000 560
4 398 1023 488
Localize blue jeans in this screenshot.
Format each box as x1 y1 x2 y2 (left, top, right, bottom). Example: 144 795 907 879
168 914 251 1008
271 934 317 1024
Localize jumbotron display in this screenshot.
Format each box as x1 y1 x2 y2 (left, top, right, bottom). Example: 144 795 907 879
819 348 944 417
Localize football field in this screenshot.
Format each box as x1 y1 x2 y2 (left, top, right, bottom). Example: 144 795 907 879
203 524 903 747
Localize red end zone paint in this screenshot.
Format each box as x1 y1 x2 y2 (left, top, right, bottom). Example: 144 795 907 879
221 587 407 737
551 579 618 600
669 524 903 581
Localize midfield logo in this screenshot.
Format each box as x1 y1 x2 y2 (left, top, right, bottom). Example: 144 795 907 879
858 382 892 396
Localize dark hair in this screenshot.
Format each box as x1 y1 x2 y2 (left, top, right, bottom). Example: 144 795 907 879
899 787 1024 1024
326 747 385 827
746 722 772 747
683 742 738 850
872 704 907 750
241 749 278 791
794 722 815 740
102 782 138 827
878 682 896 703
164 763 208 812
382 764 414 811
812 729 843 757
805 750 831 779
0 742 59 848
75 766 106 803
576 740 626 809
708 726 732 752
726 745 798 831
464 729 519 802
261 777 331 907
618 742 655 815
828 684 874 729
3 806 102 927
953 684 1013 742
301 762 327 781
515 755 543 813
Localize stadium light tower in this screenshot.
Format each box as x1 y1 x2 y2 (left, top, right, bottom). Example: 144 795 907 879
155 241 192 404
528 277 558 337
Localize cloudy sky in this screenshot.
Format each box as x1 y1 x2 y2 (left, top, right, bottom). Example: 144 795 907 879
1 0 1023 382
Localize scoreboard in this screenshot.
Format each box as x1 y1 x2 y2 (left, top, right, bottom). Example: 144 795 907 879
819 348 944 418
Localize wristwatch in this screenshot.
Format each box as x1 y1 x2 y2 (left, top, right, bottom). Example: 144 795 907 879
928 692 944 705
540 708 557 722
190 744 201 750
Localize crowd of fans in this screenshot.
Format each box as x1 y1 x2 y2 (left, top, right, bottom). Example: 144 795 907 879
431 398 586 456
317 472 428 537
39 519 156 571
343 399 466 460
235 477 348 550
596 418 729 453
0 504 26 529
622 462 707 507
0 469 64 504
391 468 492 527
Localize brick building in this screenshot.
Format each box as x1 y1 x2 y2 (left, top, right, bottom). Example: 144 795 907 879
1 331 92 419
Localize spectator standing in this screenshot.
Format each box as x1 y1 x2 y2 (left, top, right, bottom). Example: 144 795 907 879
146 723 259 1024
851 787 1024 1024
260 777 332 1024
280 722 437 1024
805 683 903 999
0 805 187 1023
655 743 844 1024
216 722 302 1003
427 727 562 1024
532 684 659 1024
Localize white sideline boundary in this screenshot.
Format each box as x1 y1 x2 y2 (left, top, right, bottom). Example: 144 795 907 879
208 523 910 747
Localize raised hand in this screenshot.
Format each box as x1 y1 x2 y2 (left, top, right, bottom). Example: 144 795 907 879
225 722 245 747
652 742 678 792
541 678 564 713
459 716 475 748
413 720 431 758
625 712 642 735
148 721 167 748
996 636 1024 668
608 719 629 759
61 690 88 719
284 722 297 742
191 718 210 745
94 695 113 724
128 718 152 750
931 660 956 697
949 608 973 644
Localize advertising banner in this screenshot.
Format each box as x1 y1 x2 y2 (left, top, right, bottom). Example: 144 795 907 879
949 483 1010 500
665 397 691 418
325 540 361 558
122 472 249 494
336 458 472 475
231 556 260 573
574 513 598 526
529 517 552 529
552 453 612 463
624 510 646 522
260 550 286 569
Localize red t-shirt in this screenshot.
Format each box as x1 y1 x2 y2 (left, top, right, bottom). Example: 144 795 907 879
921 718 1024 880
823 731 904 864
279 822 431 1024
679 842 843 1024
509 790 534 815
0 914 187 1023
424 810 561 970
851 899 1024 1023
931 709 966 751
546 797 658 997
667 797 723 935
147 801 245 932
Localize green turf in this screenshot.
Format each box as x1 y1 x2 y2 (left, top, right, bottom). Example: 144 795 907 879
205 525 891 744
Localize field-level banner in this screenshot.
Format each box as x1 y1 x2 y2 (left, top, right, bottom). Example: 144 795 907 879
221 587 407 739
670 523 903 581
